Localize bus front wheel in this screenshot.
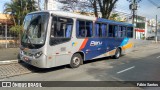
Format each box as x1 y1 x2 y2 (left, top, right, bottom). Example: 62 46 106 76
114 48 121 59
70 53 82 68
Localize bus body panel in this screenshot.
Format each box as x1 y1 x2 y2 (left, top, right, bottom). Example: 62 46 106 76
20 10 134 68
78 37 133 60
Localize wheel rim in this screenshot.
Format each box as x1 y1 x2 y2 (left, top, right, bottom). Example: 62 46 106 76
73 57 80 66
116 50 120 58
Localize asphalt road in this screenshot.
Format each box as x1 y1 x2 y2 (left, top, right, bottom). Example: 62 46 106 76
0 43 160 90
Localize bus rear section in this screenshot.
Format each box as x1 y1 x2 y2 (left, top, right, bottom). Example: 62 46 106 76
76 37 133 60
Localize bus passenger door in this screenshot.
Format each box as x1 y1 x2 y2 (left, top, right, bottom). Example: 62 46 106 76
49 16 73 66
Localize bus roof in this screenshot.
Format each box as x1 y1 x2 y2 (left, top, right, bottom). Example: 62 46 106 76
28 10 133 27
97 18 133 27
29 10 96 21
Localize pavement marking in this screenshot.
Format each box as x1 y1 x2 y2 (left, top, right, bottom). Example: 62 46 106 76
117 66 135 74
156 56 160 59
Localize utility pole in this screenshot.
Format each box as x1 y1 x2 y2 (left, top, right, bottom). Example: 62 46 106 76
155 15 158 43
5 22 7 48
155 7 160 43
132 0 136 25
44 0 48 10
148 0 160 43
38 0 41 11
128 0 141 39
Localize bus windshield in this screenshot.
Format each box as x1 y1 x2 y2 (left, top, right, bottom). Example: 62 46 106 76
22 13 49 46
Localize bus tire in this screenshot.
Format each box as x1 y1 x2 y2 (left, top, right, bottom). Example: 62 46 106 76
114 48 121 59
70 53 82 68
17 54 22 63
18 59 22 63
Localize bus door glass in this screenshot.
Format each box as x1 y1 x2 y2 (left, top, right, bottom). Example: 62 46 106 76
50 16 73 66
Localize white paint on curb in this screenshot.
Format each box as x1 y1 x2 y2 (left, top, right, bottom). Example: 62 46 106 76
117 66 135 74
0 79 5 81
0 60 18 65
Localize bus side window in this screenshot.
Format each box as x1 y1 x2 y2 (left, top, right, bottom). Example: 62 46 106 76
95 23 107 37
118 26 122 37
108 25 119 37
118 26 126 37
127 27 133 38
51 17 57 37
51 16 73 38
76 20 93 38
86 21 93 37
101 24 107 37
66 24 72 38
108 25 113 37
114 25 118 37
122 26 126 37
95 23 100 37
77 20 86 37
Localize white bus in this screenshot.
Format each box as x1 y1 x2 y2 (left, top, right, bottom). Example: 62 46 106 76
19 10 134 68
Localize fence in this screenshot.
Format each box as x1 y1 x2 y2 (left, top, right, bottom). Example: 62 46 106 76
0 23 20 49
0 37 20 49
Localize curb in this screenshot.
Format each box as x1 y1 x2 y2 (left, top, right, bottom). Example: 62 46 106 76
0 60 18 65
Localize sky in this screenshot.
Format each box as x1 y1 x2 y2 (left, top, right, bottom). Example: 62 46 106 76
0 0 10 13
116 0 160 19
0 0 160 20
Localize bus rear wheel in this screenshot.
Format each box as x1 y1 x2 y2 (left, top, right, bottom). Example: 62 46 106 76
70 53 82 68
113 48 121 59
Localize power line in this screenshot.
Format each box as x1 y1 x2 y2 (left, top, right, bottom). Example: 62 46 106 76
148 0 160 7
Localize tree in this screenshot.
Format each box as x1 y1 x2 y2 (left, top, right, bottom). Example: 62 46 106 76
61 0 118 19
109 13 119 21
97 0 118 19
3 0 37 40
61 0 93 13
9 25 23 39
3 0 37 26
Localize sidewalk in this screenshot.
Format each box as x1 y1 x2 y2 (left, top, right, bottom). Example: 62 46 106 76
131 39 152 47
0 48 19 61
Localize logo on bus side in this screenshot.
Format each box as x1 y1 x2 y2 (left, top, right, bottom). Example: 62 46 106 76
90 41 102 46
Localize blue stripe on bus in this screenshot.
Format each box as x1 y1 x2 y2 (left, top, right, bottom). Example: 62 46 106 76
80 38 128 60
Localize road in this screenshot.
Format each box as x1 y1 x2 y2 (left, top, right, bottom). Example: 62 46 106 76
0 43 160 90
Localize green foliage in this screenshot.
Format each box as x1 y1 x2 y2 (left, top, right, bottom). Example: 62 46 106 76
3 0 38 25
9 25 23 35
109 13 119 21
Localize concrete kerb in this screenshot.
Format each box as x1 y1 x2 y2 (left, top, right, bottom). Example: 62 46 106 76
0 60 18 65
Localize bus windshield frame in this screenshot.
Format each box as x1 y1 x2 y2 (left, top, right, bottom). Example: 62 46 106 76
21 12 49 48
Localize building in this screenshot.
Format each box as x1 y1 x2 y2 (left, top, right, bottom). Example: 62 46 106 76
0 13 13 38
44 0 62 10
134 16 147 39
0 13 16 48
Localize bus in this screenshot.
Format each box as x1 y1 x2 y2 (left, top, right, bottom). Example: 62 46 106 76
19 10 134 68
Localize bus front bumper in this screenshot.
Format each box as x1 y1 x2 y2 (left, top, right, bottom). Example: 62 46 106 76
19 52 47 68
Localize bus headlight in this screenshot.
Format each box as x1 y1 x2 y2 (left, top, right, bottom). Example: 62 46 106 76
34 51 43 58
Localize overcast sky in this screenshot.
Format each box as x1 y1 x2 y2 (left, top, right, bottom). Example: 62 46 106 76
0 0 160 20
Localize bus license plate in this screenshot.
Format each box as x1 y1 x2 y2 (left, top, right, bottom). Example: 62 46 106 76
23 57 31 63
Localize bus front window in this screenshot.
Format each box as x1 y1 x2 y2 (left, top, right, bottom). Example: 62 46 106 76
22 13 49 48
